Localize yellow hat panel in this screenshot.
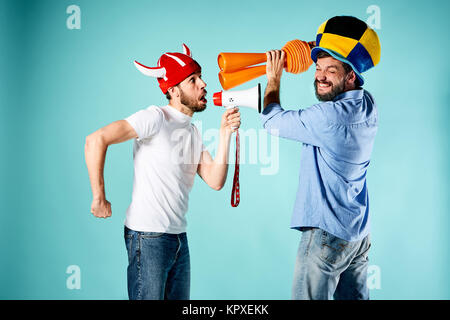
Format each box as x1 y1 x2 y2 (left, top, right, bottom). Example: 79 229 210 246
318 33 359 58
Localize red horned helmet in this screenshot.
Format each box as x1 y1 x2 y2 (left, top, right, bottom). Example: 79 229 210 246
134 44 201 94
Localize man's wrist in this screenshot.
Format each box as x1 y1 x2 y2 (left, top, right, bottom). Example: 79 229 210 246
267 78 281 89
93 193 106 202
219 127 233 138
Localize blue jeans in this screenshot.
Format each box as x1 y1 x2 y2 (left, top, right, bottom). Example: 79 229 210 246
124 226 190 300
292 228 371 300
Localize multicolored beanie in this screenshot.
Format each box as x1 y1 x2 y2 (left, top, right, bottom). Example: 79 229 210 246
311 16 381 85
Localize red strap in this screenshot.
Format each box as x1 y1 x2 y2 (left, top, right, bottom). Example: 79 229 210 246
231 130 240 207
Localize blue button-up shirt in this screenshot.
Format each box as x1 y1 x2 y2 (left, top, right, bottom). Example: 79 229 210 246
260 89 378 241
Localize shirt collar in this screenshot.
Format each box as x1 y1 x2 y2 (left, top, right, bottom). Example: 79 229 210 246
333 88 364 102
165 104 192 123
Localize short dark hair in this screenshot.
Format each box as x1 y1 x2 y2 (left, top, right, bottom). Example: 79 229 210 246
316 50 361 87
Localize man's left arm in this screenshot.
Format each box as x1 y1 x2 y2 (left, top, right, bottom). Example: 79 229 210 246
197 108 240 190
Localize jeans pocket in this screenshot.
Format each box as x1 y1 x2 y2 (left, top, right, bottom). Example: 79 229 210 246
139 231 165 239
125 234 134 263
320 230 354 265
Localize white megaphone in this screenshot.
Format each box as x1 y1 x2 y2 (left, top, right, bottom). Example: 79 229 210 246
213 83 261 113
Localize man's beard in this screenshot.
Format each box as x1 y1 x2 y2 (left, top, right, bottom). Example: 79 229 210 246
180 88 207 113
314 79 345 102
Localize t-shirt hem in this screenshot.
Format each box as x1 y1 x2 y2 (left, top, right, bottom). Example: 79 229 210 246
124 222 186 234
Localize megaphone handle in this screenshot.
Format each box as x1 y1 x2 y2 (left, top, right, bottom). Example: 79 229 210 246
231 130 240 207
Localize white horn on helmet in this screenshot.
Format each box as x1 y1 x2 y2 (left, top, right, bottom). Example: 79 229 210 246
182 43 192 57
134 60 167 79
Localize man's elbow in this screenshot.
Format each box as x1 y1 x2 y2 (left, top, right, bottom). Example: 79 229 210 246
261 117 282 136
210 183 224 191
206 178 225 191
85 131 106 151
261 113 275 131
85 133 96 151
261 118 273 132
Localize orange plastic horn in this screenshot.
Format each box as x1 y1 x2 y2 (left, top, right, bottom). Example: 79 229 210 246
218 40 315 90
218 52 267 73
219 65 266 90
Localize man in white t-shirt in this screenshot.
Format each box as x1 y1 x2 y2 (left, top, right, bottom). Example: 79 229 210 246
84 44 241 300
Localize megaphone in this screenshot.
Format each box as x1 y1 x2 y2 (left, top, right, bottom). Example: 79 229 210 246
212 84 261 208
218 40 315 90
212 84 261 113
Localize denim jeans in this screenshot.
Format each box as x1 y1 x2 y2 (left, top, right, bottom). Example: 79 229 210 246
292 227 371 300
124 226 190 300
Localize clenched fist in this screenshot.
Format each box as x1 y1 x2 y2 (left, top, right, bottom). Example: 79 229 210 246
91 197 112 218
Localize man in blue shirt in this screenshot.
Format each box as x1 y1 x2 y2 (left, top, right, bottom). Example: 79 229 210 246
260 16 381 299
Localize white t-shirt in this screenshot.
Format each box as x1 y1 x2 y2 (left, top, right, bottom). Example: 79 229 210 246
124 105 205 233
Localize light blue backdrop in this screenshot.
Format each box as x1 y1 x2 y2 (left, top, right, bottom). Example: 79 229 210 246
0 0 449 299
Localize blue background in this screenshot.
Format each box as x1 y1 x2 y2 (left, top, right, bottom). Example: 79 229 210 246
0 0 449 299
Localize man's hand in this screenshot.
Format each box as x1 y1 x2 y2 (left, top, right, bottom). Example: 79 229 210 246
264 50 285 108
266 50 285 85
220 107 241 134
90 197 112 218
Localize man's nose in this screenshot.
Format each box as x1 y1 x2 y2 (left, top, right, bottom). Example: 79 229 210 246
315 71 326 81
199 78 207 88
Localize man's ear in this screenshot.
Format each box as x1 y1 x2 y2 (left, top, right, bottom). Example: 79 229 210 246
346 70 357 89
168 86 179 98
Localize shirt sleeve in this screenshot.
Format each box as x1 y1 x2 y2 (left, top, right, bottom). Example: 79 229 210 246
260 102 330 147
125 106 163 140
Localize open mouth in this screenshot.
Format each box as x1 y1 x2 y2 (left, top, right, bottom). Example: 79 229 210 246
317 82 331 88
317 82 332 90
199 92 207 103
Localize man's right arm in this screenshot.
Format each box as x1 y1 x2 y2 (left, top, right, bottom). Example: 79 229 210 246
264 50 285 109
261 50 329 147
84 120 138 218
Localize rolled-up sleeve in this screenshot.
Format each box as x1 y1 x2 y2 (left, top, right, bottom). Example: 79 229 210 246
260 102 330 147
